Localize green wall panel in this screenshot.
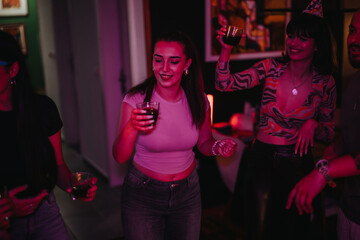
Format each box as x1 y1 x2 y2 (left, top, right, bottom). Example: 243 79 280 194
0 0 45 91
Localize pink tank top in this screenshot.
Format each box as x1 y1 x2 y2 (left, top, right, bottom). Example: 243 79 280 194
123 89 209 174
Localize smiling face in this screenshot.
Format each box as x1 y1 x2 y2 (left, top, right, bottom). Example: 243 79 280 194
152 41 191 90
286 33 317 62
348 10 360 69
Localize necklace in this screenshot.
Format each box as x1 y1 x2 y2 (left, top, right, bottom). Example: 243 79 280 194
289 70 310 96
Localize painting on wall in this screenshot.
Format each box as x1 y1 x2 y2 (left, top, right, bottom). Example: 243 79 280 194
0 0 28 17
0 23 27 54
205 0 291 61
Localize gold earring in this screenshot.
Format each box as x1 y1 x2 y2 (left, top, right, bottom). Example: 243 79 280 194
184 69 189 76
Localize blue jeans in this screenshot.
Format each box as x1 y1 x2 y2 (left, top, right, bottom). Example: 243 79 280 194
9 192 70 240
121 164 202 240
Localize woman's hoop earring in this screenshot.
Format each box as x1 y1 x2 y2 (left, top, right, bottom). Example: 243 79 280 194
184 69 189 76
10 79 16 86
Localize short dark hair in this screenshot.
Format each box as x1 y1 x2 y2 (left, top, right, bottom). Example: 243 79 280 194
284 13 336 75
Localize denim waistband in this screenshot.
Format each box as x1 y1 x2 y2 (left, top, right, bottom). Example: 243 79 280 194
127 163 197 186
254 139 296 151
253 139 313 159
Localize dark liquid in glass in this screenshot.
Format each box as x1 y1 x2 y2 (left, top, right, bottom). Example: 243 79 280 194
223 35 241 46
140 107 159 126
72 184 91 198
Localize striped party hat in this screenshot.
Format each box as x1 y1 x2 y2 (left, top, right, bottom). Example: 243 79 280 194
303 0 323 18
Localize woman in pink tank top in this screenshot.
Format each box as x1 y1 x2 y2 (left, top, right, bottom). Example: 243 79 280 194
113 31 236 240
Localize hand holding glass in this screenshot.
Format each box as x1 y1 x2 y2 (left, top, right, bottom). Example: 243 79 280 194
70 172 94 200
136 102 160 127
223 25 243 46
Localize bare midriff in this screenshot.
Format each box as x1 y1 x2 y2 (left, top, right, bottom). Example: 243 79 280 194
133 159 196 182
256 130 297 145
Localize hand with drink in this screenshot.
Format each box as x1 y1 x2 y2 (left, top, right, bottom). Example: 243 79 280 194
131 102 160 132
216 25 244 48
68 172 97 201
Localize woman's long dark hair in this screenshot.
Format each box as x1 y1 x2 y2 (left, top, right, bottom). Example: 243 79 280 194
0 30 57 195
127 31 206 127
283 13 337 75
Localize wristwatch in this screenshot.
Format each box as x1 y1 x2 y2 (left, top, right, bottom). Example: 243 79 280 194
315 159 336 188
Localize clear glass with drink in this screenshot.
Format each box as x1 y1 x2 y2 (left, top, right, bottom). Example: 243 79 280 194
223 25 244 46
70 172 94 200
136 102 160 127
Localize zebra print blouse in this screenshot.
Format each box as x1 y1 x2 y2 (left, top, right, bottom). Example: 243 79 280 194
215 57 336 142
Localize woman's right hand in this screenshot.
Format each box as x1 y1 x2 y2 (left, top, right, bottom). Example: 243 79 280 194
8 185 48 218
216 25 233 49
130 108 155 132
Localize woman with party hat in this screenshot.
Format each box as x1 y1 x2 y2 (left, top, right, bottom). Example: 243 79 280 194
215 0 336 239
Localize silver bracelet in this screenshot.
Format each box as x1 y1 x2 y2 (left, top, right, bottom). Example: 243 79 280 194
212 140 222 156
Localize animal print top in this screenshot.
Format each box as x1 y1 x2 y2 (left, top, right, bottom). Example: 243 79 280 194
215 57 336 142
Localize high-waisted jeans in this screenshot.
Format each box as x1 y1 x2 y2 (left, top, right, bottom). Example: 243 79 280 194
243 140 324 240
121 164 202 240
9 192 70 240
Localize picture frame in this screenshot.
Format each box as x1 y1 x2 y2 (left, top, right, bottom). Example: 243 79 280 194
0 0 28 17
0 23 27 54
205 0 291 62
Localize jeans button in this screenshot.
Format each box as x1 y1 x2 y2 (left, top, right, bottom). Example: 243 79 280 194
170 184 179 188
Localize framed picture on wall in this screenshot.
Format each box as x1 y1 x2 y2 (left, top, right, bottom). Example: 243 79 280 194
0 23 27 54
0 0 28 17
205 0 291 62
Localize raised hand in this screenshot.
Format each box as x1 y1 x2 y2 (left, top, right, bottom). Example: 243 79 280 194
216 24 233 49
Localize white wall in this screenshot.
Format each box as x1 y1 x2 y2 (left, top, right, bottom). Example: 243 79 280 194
36 0 149 186
127 0 148 87
66 0 110 177
37 0 61 117
96 0 128 186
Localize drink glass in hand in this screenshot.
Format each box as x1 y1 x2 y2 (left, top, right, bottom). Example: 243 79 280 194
70 172 94 200
136 102 160 127
223 25 243 46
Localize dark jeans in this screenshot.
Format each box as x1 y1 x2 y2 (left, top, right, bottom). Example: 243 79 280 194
121 164 201 240
9 192 70 240
243 140 324 240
